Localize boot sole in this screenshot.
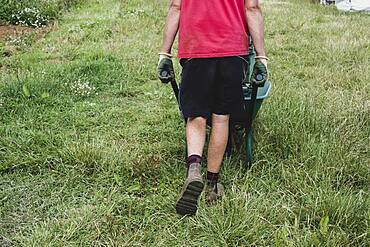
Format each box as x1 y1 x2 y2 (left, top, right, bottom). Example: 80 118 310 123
175 180 204 216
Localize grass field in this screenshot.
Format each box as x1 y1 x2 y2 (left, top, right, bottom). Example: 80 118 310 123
0 0 369 246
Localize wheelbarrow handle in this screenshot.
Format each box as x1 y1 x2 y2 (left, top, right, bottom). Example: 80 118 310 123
160 69 180 103
170 79 180 104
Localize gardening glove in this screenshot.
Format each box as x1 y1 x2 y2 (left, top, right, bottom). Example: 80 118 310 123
157 55 175 84
251 58 268 87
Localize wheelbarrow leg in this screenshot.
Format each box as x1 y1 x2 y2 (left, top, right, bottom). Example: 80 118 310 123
245 129 253 168
244 79 259 168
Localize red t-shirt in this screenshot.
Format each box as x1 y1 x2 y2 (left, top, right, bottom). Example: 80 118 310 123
178 0 249 58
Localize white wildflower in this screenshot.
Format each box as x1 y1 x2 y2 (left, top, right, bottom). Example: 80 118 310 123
68 78 97 97
11 7 48 28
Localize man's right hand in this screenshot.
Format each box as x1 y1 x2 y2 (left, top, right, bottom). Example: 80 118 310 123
251 59 268 87
157 55 175 84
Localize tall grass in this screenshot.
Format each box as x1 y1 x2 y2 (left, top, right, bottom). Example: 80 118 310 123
0 0 369 246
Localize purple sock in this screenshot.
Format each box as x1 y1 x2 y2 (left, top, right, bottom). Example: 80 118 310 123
186 155 202 176
187 154 202 167
207 171 219 185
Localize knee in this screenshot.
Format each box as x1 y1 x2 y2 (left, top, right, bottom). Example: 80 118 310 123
188 116 207 125
212 114 229 125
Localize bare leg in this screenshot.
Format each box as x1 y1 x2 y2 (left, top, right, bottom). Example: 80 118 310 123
207 114 229 173
186 116 207 156
175 116 206 216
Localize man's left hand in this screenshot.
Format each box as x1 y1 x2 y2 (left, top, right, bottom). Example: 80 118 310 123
157 55 175 84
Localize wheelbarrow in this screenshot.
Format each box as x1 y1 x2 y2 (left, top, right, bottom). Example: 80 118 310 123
164 42 271 168
227 78 272 167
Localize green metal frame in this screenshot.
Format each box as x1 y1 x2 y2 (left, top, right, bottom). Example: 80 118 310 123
245 44 256 166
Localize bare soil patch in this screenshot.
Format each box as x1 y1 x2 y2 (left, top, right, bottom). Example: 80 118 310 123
0 25 33 40
0 24 54 41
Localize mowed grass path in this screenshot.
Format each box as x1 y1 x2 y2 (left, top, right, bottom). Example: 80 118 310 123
0 0 369 246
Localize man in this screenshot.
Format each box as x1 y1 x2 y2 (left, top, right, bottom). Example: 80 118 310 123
157 0 268 216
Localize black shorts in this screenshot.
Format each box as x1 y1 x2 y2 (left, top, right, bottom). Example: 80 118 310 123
179 56 247 119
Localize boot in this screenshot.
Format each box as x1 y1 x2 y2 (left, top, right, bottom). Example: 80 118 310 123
206 182 224 205
175 163 204 216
